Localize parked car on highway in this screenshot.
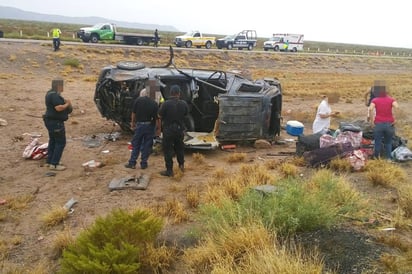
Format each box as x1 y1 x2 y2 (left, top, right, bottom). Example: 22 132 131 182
174 31 215 49
94 47 282 148
216 30 257 50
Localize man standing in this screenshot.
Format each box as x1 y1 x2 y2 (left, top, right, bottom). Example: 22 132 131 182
125 88 158 169
52 27 62 51
154 29 159 47
158 85 189 177
43 79 72 171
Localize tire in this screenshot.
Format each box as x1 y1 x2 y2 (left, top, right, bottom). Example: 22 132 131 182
205 41 212 49
248 44 253 51
90 34 99 43
274 45 280 51
292 47 297 52
185 41 192 48
227 43 233 50
116 61 145 70
264 48 268 51
82 38 90 43
136 38 143 46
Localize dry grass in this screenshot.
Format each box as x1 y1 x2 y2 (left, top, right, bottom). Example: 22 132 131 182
192 152 205 164
329 157 353 173
41 207 69 227
154 199 189 224
142 244 178 272
226 152 246 163
182 224 323 273
278 162 299 178
186 186 201 209
365 159 407 188
204 164 276 203
51 230 75 258
397 184 412 218
5 194 35 210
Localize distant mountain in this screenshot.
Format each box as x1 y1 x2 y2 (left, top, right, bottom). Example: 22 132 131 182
0 6 179 32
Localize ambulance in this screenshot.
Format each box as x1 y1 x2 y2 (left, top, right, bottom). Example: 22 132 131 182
263 33 304 52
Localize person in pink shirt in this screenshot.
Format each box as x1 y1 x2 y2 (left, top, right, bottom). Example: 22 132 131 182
368 81 399 159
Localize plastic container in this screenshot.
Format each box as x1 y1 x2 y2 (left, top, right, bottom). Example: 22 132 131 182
286 120 304 136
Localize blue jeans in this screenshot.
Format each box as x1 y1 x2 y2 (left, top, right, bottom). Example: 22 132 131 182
44 119 66 165
128 123 155 167
373 122 395 159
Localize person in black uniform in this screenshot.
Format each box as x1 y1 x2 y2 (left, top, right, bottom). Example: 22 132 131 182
158 85 189 177
125 88 159 169
153 29 159 47
43 79 72 171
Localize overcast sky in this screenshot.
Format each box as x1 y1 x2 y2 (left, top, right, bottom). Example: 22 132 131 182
0 0 411 48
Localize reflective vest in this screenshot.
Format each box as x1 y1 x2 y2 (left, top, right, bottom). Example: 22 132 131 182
52 29 61 38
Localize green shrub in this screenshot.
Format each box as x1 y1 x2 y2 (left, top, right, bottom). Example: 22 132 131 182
63 58 80 68
59 208 163 274
198 170 365 236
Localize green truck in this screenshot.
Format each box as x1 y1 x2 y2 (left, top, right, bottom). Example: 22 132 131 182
76 23 159 46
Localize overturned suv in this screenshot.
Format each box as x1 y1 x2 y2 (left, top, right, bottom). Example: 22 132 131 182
94 47 282 149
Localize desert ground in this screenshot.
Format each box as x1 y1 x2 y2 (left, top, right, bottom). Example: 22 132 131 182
1 40 412 273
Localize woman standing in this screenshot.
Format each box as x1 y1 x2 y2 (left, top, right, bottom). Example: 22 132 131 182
368 82 398 159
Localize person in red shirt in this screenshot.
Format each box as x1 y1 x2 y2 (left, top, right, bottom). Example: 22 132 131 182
368 81 399 159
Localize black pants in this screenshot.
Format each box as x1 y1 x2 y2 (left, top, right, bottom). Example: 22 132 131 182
162 125 184 171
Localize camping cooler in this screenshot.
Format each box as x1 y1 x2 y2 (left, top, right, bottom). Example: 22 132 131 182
286 120 304 136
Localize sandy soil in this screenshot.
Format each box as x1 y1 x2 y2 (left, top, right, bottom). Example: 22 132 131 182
1 40 412 273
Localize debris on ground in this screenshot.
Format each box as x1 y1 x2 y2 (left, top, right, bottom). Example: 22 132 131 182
109 174 150 191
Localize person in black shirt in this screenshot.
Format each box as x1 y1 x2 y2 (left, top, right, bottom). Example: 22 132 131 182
43 79 72 171
158 85 189 177
125 88 159 169
153 29 159 47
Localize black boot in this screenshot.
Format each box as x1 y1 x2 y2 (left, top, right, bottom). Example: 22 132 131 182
160 169 173 177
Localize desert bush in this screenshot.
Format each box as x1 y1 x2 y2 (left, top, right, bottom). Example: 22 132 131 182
59 208 163 274
279 162 299 178
365 159 407 187
41 207 69 227
199 169 365 235
226 152 246 163
63 58 80 68
329 157 352 173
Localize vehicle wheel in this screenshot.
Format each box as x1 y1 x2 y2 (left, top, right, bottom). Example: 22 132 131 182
185 41 192 48
248 44 253 51
292 47 297 52
136 38 143 46
227 43 233 50
116 61 145 70
274 45 280 51
90 34 99 43
205 41 212 49
264 48 268 51
82 38 90 43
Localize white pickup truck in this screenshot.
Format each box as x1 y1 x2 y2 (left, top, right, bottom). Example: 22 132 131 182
174 31 215 49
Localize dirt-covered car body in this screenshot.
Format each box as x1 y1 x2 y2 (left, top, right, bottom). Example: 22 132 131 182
94 48 282 145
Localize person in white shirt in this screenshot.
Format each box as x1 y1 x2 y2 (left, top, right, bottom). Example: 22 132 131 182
312 95 339 134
